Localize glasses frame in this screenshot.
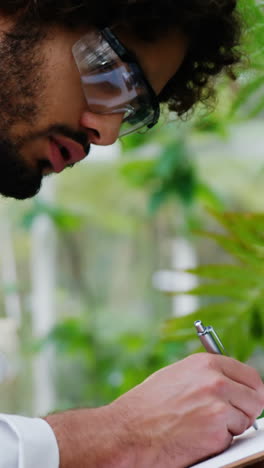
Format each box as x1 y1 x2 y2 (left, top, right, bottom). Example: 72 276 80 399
101 27 160 131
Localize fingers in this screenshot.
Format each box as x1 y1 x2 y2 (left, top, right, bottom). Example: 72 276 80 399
208 401 249 437
195 354 264 422
213 355 264 419
113 353 264 468
217 355 263 393
179 354 264 427
228 379 263 423
226 405 250 436
205 370 263 421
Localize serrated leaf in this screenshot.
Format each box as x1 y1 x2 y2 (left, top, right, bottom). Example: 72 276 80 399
162 302 238 340
220 315 255 361
243 214 264 242
203 232 264 268
162 209 264 359
212 212 264 249
186 264 261 285
196 183 226 211
192 301 245 324
177 282 252 300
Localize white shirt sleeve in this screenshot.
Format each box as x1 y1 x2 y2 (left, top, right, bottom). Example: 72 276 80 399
0 414 59 468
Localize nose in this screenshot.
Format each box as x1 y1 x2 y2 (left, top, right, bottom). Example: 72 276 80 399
80 111 124 146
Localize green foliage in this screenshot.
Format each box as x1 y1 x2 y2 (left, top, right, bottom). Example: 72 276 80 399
163 211 264 361
228 0 264 120
43 318 94 355
21 199 84 231
40 316 185 408
121 139 198 214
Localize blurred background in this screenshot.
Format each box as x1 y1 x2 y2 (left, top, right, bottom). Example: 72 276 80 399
1 0 264 417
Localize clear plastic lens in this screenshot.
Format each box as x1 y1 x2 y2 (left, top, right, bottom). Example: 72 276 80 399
72 31 157 136
80 63 138 115
123 105 136 120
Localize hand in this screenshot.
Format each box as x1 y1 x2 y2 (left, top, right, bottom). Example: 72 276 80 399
45 353 264 468
110 353 264 467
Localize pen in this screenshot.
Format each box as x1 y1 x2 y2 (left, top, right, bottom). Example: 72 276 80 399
194 320 258 431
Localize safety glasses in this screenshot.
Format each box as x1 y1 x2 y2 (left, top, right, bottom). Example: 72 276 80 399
72 28 160 137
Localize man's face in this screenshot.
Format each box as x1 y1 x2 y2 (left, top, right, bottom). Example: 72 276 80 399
0 17 187 200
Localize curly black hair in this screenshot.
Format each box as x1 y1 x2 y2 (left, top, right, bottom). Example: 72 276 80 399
0 0 242 116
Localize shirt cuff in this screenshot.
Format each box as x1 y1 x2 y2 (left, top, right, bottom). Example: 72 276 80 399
0 414 59 468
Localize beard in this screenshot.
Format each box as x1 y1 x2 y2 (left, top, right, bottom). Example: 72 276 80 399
0 123 90 200
0 18 89 200
0 18 46 199
0 138 44 199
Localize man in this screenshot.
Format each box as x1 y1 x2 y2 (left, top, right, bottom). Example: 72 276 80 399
0 1 264 467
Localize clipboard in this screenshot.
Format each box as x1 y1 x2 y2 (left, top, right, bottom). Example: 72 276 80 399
225 454 264 468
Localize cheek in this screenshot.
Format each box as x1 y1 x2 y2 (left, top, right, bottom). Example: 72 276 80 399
43 75 86 125
9 69 86 139
40 44 87 127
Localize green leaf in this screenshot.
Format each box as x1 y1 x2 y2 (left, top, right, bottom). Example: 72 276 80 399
162 303 239 342
120 129 153 151
250 305 264 340
162 209 264 361
220 314 256 361
149 186 171 214
121 159 156 187
186 264 260 285
42 318 93 356
212 212 264 248
178 282 252 300
154 140 188 178
229 75 264 118
196 183 226 211
202 232 264 268
21 200 84 231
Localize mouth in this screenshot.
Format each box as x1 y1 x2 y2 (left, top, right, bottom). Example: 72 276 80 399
48 135 88 173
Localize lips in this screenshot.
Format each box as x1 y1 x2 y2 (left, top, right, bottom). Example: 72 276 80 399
49 135 87 173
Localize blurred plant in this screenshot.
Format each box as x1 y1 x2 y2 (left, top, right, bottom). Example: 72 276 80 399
21 198 85 232
120 126 225 230
121 138 198 214
41 316 186 408
118 0 264 221
229 0 264 121
160 0 264 364
163 211 264 361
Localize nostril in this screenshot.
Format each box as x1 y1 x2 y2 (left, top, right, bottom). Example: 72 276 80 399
87 128 100 144
60 146 70 161
80 111 121 145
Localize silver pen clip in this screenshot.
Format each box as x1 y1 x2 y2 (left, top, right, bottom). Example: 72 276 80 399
194 320 228 356
206 326 228 356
